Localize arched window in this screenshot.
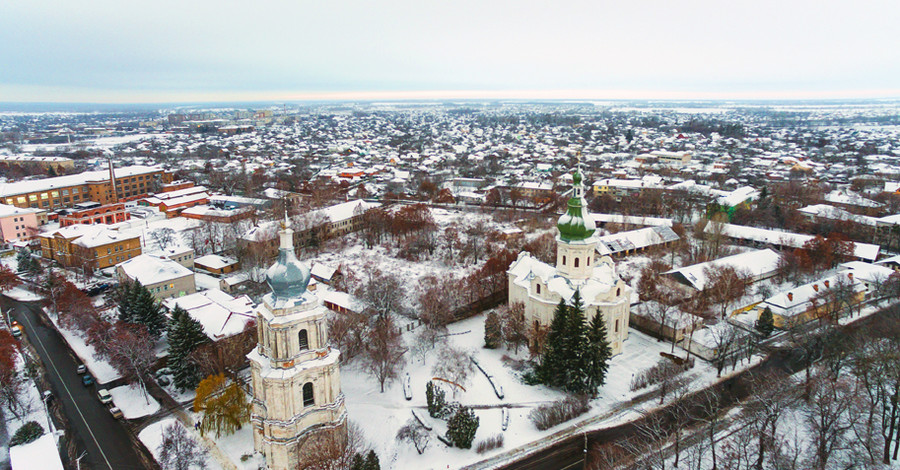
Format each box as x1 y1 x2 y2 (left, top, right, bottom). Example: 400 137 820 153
616 288 621 297
574 258 580 268
302 382 314 407
536 284 541 294
562 255 566 265
298 329 309 351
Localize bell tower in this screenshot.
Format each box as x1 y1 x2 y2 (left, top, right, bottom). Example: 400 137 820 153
248 218 346 469
555 167 598 280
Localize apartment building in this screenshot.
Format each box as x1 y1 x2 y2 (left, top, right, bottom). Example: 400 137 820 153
39 225 141 270
0 165 168 210
59 202 130 227
0 204 39 243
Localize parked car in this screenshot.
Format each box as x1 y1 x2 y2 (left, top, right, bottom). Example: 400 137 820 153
157 376 170 386
97 389 112 405
109 406 123 419
42 390 53 403
10 325 21 338
82 374 94 386
76 365 87 375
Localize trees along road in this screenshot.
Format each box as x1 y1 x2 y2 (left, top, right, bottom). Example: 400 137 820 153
2 296 152 470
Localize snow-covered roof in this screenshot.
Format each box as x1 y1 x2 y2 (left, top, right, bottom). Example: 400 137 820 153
310 263 337 281
596 226 679 256
760 272 865 318
0 203 37 218
707 223 880 262
718 186 759 207
798 204 876 226
9 434 64 470
591 213 673 227
664 249 780 290
0 165 161 198
194 254 238 270
507 252 625 307
164 289 254 339
118 254 194 285
825 189 882 208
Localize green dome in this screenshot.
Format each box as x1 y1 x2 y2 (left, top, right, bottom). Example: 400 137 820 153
572 169 583 185
557 167 595 241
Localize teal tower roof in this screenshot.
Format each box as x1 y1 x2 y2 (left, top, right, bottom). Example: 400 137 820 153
557 168 596 242
265 220 311 300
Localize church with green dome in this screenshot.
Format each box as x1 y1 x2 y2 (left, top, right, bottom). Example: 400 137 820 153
507 168 633 356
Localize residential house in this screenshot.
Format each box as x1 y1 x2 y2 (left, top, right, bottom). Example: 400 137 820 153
195 254 240 275
116 254 197 300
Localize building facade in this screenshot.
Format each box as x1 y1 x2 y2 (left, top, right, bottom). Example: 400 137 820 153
0 204 39 242
59 202 130 227
508 169 632 356
39 225 141 270
116 254 197 300
248 222 346 469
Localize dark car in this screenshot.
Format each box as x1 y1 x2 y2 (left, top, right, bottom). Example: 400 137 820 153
82 374 94 386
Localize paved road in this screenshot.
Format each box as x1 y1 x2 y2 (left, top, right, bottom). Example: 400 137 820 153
2 297 150 470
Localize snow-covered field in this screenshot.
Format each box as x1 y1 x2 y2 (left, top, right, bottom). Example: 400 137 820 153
108 384 160 419
341 311 756 470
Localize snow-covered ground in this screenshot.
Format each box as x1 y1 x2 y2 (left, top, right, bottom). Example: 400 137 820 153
195 272 220 292
3 286 44 302
108 384 160 419
138 418 223 470
45 309 121 383
341 311 756 470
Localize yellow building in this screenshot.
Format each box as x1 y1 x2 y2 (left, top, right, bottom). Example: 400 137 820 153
39 225 141 270
755 273 866 328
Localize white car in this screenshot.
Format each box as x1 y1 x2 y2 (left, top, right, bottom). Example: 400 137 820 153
109 406 123 419
76 365 87 375
97 389 112 405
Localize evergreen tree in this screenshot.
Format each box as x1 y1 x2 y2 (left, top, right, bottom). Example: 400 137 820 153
363 450 380 470
350 454 365 470
536 299 569 387
132 282 167 338
168 305 210 391
586 311 612 396
445 406 479 449
116 281 139 324
483 311 502 349
756 307 774 338
425 381 447 418
562 290 591 394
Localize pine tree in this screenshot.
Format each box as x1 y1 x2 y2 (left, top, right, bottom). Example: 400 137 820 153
445 406 479 449
363 450 380 470
756 307 774 338
536 299 569 387
168 306 210 391
562 290 591 394
484 311 502 349
586 311 612 396
350 454 365 470
117 281 139 324
425 381 446 418
131 282 167 338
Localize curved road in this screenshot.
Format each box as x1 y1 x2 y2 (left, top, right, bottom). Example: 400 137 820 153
2 297 151 470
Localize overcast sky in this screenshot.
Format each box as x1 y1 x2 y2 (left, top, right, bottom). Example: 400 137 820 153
1 0 898 103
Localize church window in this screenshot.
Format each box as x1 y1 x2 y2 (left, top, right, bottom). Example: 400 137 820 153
574 258 579 268
562 255 566 265
615 319 619 333
536 284 541 294
302 382 314 407
298 329 309 351
616 288 621 297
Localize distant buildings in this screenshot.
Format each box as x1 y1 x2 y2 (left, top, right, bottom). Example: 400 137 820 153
39 225 141 270
0 204 39 243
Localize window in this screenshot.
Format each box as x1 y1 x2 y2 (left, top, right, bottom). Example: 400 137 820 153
302 383 314 407
616 288 621 297
615 319 619 333
574 258 579 268
28 195 37 202
62 190 69 196
562 255 566 265
298 330 309 351
536 284 541 294
51 191 58 198
41 193 48 199
16 197 24 203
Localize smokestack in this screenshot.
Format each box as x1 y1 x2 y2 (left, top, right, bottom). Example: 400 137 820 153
108 157 118 203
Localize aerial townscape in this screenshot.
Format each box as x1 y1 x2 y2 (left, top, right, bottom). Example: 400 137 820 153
1 2 899 470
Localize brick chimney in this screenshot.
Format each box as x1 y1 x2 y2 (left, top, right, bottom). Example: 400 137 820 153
787 292 793 301
848 272 854 280
813 284 819 292
824 280 830 288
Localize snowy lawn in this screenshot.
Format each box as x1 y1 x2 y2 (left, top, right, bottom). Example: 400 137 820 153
339 310 755 470
3 286 44 302
45 309 122 383
109 384 160 419
138 417 223 470
187 404 263 469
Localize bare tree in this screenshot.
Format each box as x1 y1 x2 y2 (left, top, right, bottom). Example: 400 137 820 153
157 422 208 470
102 323 156 402
297 421 369 470
500 302 528 354
355 268 405 319
362 316 406 393
741 371 798 470
805 371 856 470
327 310 368 362
396 418 430 454
150 227 177 251
703 265 751 319
431 345 474 398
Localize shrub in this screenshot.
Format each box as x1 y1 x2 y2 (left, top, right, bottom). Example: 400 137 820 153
475 434 505 454
9 421 43 446
529 395 590 431
629 358 692 392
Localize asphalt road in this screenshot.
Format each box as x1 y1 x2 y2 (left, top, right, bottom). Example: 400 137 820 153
2 297 150 470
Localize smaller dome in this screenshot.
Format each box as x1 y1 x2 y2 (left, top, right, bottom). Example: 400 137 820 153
266 248 310 300
572 169 583 185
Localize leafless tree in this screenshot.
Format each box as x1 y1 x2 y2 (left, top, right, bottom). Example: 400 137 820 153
703 265 751 319
297 422 368 470
362 316 406 393
355 268 405 319
101 323 156 403
741 371 799 470
396 418 430 454
500 302 528 354
150 227 177 251
157 422 208 470
327 310 368 362
805 371 857 470
432 345 474 398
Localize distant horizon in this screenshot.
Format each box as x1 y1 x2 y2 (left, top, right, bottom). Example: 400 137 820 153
2 88 900 110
